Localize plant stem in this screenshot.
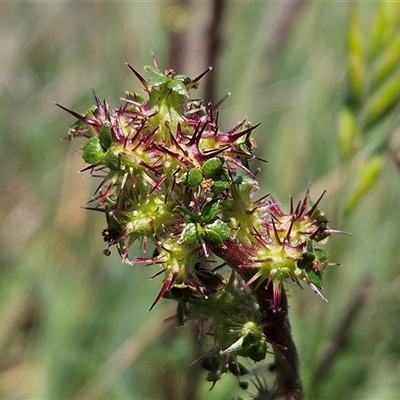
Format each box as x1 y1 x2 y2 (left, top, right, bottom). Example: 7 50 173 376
255 285 303 400
211 239 303 400
204 0 226 103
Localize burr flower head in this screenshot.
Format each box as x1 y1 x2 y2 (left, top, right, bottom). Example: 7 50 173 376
241 189 335 308
59 59 343 389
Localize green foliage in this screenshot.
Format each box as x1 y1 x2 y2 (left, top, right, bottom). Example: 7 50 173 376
82 137 104 163
339 3 400 213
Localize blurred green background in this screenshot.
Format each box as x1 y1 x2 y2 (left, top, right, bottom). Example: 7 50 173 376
1 2 400 399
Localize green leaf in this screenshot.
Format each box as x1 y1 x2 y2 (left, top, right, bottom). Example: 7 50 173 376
180 223 200 245
345 154 384 213
176 206 197 223
211 179 230 194
338 107 360 158
167 79 188 96
297 251 315 270
202 228 224 247
206 219 231 241
311 209 330 243
201 200 220 223
369 2 400 59
103 148 121 170
99 122 112 149
145 65 163 76
248 340 267 363
347 6 366 106
105 208 123 234
242 330 262 347
202 157 224 178
313 248 329 267
174 74 192 85
202 220 229 247
82 137 104 164
305 269 323 289
371 34 400 89
179 169 203 187
148 75 169 88
363 73 400 130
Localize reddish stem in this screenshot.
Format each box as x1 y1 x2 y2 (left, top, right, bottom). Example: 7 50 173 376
212 239 303 400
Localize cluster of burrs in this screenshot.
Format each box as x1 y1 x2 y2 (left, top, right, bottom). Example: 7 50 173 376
59 59 340 388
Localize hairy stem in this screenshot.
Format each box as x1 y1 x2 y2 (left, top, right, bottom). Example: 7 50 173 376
255 285 303 400
211 239 303 400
